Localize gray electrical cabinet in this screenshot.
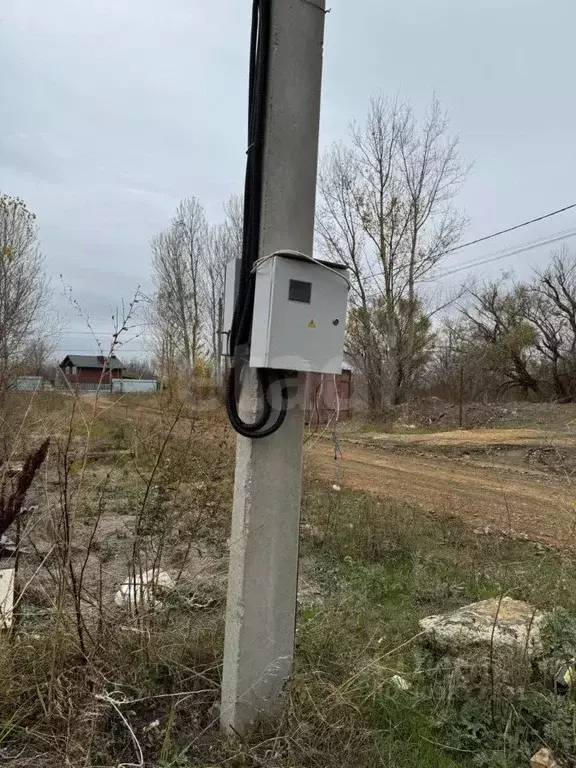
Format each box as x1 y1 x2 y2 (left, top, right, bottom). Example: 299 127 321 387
250 252 349 374
223 258 241 356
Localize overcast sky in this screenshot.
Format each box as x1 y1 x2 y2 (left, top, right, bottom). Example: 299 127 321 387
1 0 574 359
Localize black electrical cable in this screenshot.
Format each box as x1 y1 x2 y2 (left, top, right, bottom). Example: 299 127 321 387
225 368 289 438
225 0 289 439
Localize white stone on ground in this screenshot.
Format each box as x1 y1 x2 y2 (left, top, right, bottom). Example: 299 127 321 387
419 597 544 658
114 569 175 609
0 567 14 629
531 748 558 768
419 597 546 692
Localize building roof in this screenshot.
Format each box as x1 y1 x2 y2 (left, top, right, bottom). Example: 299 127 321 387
60 355 124 370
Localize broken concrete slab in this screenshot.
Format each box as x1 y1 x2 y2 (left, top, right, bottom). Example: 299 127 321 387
531 748 558 768
419 597 545 694
114 569 175 610
0 567 15 629
420 597 544 657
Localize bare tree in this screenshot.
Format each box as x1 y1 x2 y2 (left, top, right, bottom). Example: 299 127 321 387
123 357 156 380
424 250 576 404
529 246 576 401
399 99 467 302
460 282 540 399
150 197 209 384
149 195 244 392
0 194 51 400
427 312 517 403
17 338 57 379
203 196 243 386
150 228 194 378
317 96 467 409
317 144 386 410
426 322 462 399
223 193 244 257
147 301 180 395
173 197 208 372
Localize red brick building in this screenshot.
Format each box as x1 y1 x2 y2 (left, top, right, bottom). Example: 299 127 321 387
59 355 124 390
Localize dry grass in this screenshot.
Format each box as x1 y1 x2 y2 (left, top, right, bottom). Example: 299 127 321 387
0 392 575 766
0 390 234 765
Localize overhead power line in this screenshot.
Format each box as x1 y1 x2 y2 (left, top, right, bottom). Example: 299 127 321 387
365 202 576 282
444 202 576 255
422 227 576 282
363 227 576 300
55 353 147 358
58 324 151 336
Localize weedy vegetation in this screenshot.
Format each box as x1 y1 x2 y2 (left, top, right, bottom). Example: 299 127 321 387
0 388 575 767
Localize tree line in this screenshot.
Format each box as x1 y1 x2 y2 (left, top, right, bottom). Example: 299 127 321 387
0 194 51 401
316 96 468 409
3 93 576 411
430 250 576 405
150 96 469 400
145 95 576 408
148 195 242 390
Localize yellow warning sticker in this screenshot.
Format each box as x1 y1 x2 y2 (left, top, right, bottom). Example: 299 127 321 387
308 320 316 329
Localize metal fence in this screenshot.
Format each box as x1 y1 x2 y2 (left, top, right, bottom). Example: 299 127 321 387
13 377 44 391
55 380 113 392
111 379 159 394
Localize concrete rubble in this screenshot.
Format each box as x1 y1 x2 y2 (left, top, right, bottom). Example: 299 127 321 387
419 597 545 691
420 597 544 656
114 569 175 610
530 748 558 768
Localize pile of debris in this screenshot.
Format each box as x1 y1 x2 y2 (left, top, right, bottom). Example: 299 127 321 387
374 398 513 430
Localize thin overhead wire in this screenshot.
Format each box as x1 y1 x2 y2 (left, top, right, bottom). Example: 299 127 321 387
58 324 151 336
366 203 576 281
421 227 576 282
443 202 576 255
54 349 147 354
363 228 576 293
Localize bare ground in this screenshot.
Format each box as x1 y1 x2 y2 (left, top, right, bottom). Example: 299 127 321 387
311 428 576 549
88 396 576 550
104 398 576 550
356 427 576 447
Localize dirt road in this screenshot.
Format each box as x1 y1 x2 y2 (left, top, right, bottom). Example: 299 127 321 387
356 427 576 448
311 439 576 548
95 398 576 548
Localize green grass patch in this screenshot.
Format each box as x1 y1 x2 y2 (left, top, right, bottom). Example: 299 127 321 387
289 485 576 767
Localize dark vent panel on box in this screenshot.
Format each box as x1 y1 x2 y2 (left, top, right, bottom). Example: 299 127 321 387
288 279 312 303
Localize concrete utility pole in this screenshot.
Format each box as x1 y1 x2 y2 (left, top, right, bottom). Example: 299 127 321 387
220 0 327 735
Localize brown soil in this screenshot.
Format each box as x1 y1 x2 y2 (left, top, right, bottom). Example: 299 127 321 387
311 435 576 549
357 427 576 448
94 398 576 550
367 397 576 431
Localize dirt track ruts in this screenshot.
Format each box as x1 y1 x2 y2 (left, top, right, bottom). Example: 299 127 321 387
311 440 576 549
94 399 576 550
